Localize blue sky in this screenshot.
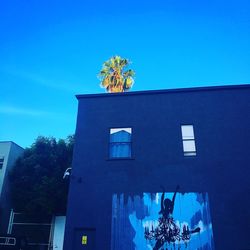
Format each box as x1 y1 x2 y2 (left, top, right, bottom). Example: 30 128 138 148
1 0 250 148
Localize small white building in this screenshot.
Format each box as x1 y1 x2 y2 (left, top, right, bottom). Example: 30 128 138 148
0 141 24 234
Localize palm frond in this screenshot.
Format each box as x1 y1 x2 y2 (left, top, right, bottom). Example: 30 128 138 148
123 69 135 77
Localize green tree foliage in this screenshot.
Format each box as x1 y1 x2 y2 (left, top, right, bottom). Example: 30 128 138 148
9 135 74 217
99 55 135 93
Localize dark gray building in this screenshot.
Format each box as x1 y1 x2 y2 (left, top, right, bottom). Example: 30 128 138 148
64 84 250 250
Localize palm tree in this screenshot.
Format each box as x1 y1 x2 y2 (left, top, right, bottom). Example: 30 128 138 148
99 55 135 93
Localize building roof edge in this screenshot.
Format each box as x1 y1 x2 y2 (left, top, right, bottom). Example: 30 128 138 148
0 141 24 150
76 84 250 99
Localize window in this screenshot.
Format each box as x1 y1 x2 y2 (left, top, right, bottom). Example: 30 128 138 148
181 125 196 156
0 156 4 169
109 128 132 158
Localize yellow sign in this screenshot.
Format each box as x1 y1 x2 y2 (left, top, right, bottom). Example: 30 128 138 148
82 235 87 245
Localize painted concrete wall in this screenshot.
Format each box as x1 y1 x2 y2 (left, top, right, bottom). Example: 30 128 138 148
64 85 250 250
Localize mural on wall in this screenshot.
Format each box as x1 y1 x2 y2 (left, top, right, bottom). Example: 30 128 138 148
111 186 214 250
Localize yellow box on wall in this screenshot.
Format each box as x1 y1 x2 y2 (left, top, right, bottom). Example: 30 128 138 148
82 235 87 245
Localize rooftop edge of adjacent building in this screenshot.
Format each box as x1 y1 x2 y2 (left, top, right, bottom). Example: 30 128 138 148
0 141 24 150
76 83 250 100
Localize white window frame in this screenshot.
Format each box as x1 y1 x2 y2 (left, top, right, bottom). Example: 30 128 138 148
109 128 132 158
181 125 196 156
